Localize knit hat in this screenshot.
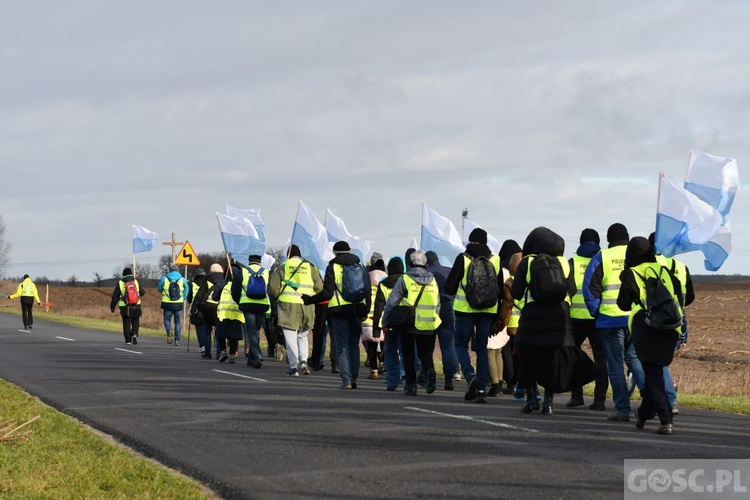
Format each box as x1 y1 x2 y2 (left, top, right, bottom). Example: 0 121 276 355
122 267 133 276
425 250 439 265
606 223 629 244
410 250 427 267
333 241 350 253
370 252 383 265
498 239 522 261
194 268 206 277
468 228 488 245
210 263 223 273
579 228 600 244
169 264 179 272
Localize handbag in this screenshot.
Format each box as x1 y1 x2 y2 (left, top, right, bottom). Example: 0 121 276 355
386 284 426 329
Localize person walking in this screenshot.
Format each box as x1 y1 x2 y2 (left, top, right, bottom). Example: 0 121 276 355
425 250 460 390
382 250 441 396
157 264 189 346
583 223 645 422
362 255 387 379
510 227 577 415
9 274 41 329
566 229 609 411
109 267 145 344
232 254 271 369
269 244 323 377
373 256 407 391
302 241 371 389
214 265 244 363
617 236 686 434
445 228 504 403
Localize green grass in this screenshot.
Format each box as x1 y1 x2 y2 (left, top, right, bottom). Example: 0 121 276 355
0 379 214 499
0 308 162 336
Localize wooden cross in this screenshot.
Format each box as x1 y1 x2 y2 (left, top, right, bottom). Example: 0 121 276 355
162 232 185 264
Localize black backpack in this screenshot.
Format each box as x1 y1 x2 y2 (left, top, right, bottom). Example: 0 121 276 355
167 278 182 301
527 254 567 304
463 254 499 309
634 266 682 330
340 262 370 303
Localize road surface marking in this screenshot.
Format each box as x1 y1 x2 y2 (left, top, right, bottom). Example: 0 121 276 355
213 369 267 382
56 336 75 341
19 329 30 332
405 406 539 433
115 348 143 354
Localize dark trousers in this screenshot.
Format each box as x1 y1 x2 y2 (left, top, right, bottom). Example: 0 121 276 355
401 332 436 386
219 337 239 356
365 340 383 371
501 337 519 387
570 319 608 403
310 304 336 369
637 361 672 425
121 315 140 343
264 316 281 357
21 301 34 327
519 345 555 396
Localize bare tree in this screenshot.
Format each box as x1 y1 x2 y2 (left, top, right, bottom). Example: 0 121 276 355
0 215 11 277
93 271 104 287
67 275 78 287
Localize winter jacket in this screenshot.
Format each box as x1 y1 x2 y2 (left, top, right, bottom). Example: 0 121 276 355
445 243 503 316
307 252 371 319
372 257 405 334
268 258 323 331
109 275 145 314
157 271 189 311
10 277 40 304
361 269 387 342
382 266 440 335
510 227 576 348
426 259 456 325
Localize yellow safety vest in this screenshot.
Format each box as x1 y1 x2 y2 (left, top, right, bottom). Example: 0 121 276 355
570 255 593 319
453 254 501 314
329 263 366 308
204 281 217 305
278 257 316 304
598 246 628 318
161 277 185 304
377 282 394 328
627 261 682 333
362 283 378 327
399 275 442 331
217 284 245 322
238 264 271 306
656 255 688 300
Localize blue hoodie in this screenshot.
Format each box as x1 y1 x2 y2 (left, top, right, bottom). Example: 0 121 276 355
158 270 189 310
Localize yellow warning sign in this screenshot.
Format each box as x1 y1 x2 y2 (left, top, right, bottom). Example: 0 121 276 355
175 241 201 266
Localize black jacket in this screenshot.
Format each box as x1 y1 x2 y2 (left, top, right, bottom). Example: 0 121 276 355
231 257 270 314
109 275 145 312
307 252 371 319
510 227 575 348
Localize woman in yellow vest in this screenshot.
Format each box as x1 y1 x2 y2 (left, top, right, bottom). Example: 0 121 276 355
382 250 441 396
8 274 41 329
372 256 406 391
617 236 684 435
213 265 245 363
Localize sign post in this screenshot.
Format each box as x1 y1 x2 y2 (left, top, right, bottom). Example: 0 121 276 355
175 241 201 353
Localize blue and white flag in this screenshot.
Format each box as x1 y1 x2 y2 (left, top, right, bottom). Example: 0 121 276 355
684 150 739 225
462 219 501 255
216 212 266 261
325 208 372 262
420 204 464 266
408 237 419 251
132 225 159 254
226 204 266 244
291 201 334 271
655 173 729 271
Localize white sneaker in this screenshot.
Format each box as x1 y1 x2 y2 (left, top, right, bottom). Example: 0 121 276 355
453 372 462 382
299 362 311 375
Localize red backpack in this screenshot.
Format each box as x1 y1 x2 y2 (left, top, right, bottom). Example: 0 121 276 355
124 280 139 306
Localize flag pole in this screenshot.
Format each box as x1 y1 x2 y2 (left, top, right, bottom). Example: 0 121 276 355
216 212 234 279
289 201 302 259
132 254 137 279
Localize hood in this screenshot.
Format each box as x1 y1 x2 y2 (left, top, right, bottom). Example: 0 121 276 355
464 242 492 259
522 226 565 256
386 256 405 275
332 252 361 266
406 266 434 286
576 240 601 258
166 271 183 281
369 269 386 285
625 236 656 268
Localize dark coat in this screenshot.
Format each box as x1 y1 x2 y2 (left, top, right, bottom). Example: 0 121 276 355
307 252 371 319
510 227 576 348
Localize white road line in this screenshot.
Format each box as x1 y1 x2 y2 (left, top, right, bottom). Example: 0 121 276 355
213 369 267 382
114 347 143 354
19 329 30 333
405 406 539 433
56 336 75 341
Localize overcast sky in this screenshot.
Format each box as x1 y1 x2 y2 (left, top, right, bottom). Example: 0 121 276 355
2 1 748 280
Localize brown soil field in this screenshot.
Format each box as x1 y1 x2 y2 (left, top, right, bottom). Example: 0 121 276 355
1 280 748 397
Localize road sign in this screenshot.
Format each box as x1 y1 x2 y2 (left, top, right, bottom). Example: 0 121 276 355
175 241 201 266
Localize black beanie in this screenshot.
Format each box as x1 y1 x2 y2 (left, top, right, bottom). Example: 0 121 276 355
498 239 522 261
468 228 488 245
332 241 350 253
607 223 629 244
579 228 600 244
123 267 133 276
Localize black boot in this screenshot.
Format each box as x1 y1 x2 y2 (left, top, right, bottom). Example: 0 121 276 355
488 383 499 397
542 392 554 415
521 387 540 413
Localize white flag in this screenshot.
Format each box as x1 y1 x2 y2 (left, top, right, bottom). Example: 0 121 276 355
325 208 372 262
420 204 464 266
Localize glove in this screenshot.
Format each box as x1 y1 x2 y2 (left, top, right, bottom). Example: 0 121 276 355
301 294 313 305
110 307 116 313
373 328 381 339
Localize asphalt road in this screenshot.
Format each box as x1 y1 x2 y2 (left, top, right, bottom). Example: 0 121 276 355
1 313 748 499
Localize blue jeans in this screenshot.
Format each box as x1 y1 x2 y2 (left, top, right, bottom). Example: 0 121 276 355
196 323 212 353
243 312 264 365
385 330 404 388
664 367 677 406
329 316 362 386
435 321 459 379
599 327 645 414
163 309 183 341
454 313 493 391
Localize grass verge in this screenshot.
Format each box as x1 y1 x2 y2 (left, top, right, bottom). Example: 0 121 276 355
0 379 214 499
